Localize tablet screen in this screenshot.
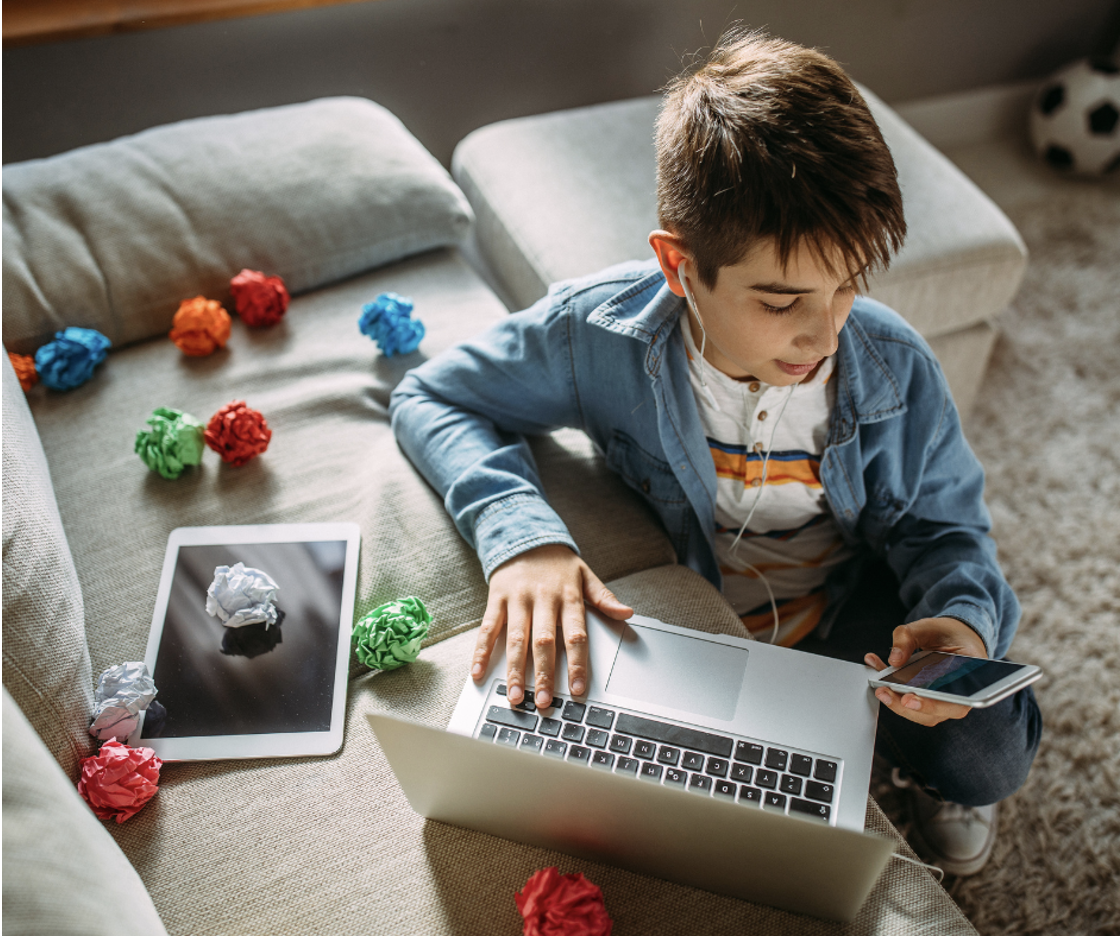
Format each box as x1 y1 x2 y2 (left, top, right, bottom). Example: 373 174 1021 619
144 540 346 739
137 523 359 759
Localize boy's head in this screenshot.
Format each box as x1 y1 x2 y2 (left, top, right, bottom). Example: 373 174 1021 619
654 28 906 290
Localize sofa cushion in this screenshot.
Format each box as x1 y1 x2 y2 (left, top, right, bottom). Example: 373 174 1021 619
2 688 167 935
2 97 473 353
22 249 676 679
450 91 1027 339
92 564 970 935
2 353 94 779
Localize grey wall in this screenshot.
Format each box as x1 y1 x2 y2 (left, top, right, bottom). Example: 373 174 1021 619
4 0 1118 166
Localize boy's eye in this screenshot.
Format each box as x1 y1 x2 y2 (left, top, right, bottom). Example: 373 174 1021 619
760 298 797 314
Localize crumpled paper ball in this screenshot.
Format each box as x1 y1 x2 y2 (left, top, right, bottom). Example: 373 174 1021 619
230 268 290 327
352 596 432 670
134 407 206 479
204 400 272 466
358 292 425 356
77 739 162 823
89 662 159 742
516 867 613 936
8 351 38 391
34 327 111 390
206 561 280 628
169 296 232 356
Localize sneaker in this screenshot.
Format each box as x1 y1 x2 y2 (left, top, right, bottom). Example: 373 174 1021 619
892 768 999 877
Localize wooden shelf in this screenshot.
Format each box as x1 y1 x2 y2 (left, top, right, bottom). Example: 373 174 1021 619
3 0 376 46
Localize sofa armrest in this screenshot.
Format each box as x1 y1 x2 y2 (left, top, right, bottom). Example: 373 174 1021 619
2 688 167 935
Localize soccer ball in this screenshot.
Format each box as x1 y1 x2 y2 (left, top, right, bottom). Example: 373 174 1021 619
1029 58 1120 176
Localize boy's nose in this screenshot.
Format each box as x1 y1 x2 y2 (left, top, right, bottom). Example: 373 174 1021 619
799 305 841 358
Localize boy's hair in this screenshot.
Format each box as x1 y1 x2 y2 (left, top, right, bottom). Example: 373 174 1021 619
656 28 906 289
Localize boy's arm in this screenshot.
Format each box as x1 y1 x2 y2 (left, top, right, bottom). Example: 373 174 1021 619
881 389 1020 662
866 360 1020 726
389 296 632 706
390 297 580 575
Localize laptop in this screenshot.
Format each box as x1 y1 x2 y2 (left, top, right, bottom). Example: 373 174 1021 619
367 610 894 922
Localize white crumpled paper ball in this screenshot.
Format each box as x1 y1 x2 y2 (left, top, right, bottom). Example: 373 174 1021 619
206 562 280 628
89 662 158 741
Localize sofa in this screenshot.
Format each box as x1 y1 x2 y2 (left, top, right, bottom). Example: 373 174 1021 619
3 95 990 934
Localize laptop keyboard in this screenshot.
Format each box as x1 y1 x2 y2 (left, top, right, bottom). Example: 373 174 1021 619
476 683 840 825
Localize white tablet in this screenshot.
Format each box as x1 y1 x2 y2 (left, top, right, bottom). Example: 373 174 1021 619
131 523 360 761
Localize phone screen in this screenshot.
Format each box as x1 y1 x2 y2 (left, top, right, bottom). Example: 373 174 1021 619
883 653 1022 698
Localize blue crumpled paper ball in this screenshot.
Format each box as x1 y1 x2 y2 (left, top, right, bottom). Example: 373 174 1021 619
34 327 111 390
358 292 425 356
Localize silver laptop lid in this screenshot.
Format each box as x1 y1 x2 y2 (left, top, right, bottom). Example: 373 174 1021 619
366 711 893 923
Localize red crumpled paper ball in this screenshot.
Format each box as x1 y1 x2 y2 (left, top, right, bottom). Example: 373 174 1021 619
77 738 162 823
204 399 272 466
516 867 613 936
169 296 232 356
8 351 38 391
230 268 290 327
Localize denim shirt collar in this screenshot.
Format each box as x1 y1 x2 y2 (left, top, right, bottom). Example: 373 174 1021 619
588 272 907 439
829 307 907 444
586 270 684 379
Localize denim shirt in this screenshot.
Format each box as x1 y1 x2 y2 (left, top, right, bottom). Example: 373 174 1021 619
390 259 1020 659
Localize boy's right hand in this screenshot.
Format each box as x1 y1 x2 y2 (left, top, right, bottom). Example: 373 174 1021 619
471 544 634 709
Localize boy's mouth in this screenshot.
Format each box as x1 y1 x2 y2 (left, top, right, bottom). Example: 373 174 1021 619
775 359 820 377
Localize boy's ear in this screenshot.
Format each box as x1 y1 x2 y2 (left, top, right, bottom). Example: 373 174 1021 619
648 230 692 298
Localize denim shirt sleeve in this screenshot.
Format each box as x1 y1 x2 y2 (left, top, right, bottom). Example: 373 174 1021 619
389 291 583 580
878 362 1021 659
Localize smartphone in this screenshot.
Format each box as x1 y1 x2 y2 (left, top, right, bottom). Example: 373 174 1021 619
869 651 1041 708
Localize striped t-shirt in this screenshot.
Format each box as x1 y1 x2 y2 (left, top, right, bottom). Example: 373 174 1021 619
682 320 852 646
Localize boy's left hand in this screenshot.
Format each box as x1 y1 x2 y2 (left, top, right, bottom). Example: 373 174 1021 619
863 617 988 727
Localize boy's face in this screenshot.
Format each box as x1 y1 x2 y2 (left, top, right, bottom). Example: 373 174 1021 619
650 233 857 387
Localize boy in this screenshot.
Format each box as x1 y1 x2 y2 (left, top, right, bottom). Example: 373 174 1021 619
390 29 1041 876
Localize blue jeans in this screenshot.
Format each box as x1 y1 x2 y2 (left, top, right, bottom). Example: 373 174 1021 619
798 559 1043 806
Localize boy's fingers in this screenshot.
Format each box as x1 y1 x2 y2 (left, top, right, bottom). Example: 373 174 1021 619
583 570 634 619
873 687 971 726
504 598 531 705
531 600 560 709
888 624 919 667
472 598 506 681
560 601 590 698
864 653 888 671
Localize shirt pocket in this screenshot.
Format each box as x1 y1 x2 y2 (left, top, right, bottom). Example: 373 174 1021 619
605 431 687 507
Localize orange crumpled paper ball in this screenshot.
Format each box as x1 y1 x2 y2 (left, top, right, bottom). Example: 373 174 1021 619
205 399 272 466
515 867 613 936
8 351 38 391
230 268 290 327
77 738 162 823
169 296 231 356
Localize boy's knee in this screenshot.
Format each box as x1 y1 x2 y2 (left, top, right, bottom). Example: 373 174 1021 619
883 686 1043 805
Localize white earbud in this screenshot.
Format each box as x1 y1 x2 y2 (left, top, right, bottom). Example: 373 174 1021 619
679 260 722 413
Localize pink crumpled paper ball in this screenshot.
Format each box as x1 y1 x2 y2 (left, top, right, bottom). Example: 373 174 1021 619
77 738 162 823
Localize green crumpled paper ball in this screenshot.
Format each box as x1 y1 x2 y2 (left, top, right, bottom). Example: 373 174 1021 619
134 407 206 479
352 596 432 671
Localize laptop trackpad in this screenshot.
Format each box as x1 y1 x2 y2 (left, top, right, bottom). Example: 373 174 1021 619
605 623 748 722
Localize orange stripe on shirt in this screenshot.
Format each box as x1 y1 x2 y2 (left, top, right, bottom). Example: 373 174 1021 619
739 590 829 647
709 449 822 488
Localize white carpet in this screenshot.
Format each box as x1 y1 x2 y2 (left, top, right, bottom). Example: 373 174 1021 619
876 186 1120 934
